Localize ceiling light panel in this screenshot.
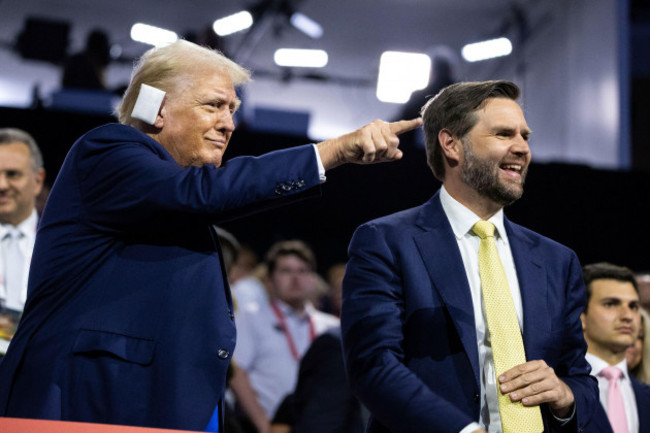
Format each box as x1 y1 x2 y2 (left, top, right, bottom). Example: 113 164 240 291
274 49 328 68
461 37 512 62
376 51 431 103
213 11 253 36
130 23 178 47
290 12 323 39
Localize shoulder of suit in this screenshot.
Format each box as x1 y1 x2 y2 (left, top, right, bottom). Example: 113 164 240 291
80 123 144 140
357 204 423 233
72 123 168 157
77 123 161 148
506 219 576 256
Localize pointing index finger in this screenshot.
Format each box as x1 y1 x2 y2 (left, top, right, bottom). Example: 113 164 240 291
389 117 423 135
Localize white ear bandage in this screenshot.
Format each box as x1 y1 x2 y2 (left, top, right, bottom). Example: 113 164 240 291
131 84 166 125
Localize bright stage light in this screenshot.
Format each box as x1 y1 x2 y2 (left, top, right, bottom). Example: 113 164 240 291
274 48 328 68
461 37 512 62
290 12 323 39
376 51 431 103
130 23 178 47
213 11 253 36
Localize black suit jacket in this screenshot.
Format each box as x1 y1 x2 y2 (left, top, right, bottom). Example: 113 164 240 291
292 329 364 433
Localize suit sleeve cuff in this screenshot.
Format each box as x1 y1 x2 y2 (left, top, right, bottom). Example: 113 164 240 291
551 402 576 425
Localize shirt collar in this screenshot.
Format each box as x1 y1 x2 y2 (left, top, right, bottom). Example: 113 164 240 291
439 185 508 242
273 298 313 320
585 353 631 381
0 209 38 240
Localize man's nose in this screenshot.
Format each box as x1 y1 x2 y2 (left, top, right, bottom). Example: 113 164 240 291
0 173 9 189
220 112 235 133
511 135 530 156
620 305 636 321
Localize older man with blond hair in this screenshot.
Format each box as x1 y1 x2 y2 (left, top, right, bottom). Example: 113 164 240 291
0 40 420 431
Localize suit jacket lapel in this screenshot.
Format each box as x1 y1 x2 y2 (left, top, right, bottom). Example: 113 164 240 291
632 378 650 431
414 192 480 388
505 219 550 361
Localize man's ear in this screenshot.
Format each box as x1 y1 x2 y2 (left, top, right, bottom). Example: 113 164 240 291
153 100 166 129
439 129 461 164
580 312 587 331
33 168 46 196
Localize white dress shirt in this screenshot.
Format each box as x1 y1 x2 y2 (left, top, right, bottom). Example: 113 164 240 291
586 353 639 433
234 298 339 417
0 209 38 312
439 186 524 433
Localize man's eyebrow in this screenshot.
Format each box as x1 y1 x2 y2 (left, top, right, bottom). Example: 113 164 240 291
492 125 533 135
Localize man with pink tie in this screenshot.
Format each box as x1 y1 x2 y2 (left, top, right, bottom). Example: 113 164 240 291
581 262 650 433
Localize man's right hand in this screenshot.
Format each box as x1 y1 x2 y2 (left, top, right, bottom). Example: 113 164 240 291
316 118 422 170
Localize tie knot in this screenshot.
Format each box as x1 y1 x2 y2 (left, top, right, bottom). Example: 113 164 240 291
5 227 24 241
472 221 495 239
600 366 623 382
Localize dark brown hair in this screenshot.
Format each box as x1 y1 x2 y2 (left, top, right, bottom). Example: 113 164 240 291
582 262 639 311
421 80 520 181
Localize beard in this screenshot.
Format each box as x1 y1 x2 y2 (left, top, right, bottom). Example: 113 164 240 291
460 137 528 206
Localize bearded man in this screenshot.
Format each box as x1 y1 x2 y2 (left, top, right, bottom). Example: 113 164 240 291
341 81 599 433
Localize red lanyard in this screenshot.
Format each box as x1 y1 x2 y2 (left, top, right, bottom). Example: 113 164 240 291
270 301 315 362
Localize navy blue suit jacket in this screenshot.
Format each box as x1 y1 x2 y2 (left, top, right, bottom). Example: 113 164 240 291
341 191 599 433
587 376 650 433
0 124 321 431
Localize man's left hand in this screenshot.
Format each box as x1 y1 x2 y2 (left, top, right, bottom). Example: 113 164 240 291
498 359 575 418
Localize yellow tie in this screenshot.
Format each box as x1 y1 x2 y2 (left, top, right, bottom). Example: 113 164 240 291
472 221 543 433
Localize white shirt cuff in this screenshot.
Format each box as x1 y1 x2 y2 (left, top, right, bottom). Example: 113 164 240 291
459 422 483 433
552 402 576 425
312 144 326 183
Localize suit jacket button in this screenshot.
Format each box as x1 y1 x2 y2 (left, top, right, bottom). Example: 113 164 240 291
217 349 230 359
474 393 480 403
